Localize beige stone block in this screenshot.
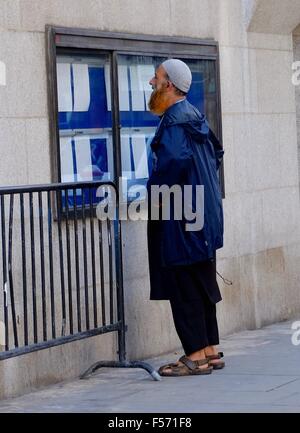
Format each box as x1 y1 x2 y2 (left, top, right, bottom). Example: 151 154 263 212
221 190 264 258
168 0 214 39
218 246 300 337
224 113 286 194
241 193 264 255
221 114 235 194
0 5 4 30
230 113 298 193
247 32 293 51
261 186 300 251
216 256 249 336
255 49 296 113
0 31 9 114
0 31 47 118
243 48 259 113
122 220 149 283
231 114 254 192
219 47 257 114
253 247 288 327
234 113 298 192
0 118 28 186
277 113 299 187
283 243 300 318
238 253 258 329
25 118 51 184
219 47 249 114
250 114 282 191
0 332 117 399
219 195 239 259
248 0 300 35
124 276 180 360
214 0 248 48
294 23 300 36
16 0 104 32
0 0 22 30
92 0 171 36
248 49 259 112
242 0 258 30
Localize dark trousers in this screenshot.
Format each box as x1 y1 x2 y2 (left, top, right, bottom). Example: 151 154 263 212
170 288 220 356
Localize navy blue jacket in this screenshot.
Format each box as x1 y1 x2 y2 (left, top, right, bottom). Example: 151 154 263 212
147 99 224 267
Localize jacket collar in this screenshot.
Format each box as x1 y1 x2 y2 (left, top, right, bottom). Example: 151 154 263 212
150 99 187 151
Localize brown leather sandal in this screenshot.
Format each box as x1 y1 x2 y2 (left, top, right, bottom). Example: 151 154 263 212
158 356 213 377
206 351 225 370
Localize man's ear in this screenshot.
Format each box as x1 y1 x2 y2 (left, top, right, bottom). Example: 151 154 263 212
166 80 173 92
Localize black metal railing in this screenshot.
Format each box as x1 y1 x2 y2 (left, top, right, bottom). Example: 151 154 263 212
0 180 159 381
0 181 120 357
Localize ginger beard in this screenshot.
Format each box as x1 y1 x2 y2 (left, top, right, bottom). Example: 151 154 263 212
148 81 170 116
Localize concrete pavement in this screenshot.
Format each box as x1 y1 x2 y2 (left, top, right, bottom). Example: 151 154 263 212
0 319 299 413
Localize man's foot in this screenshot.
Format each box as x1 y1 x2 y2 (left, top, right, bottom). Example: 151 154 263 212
158 356 213 376
204 346 225 369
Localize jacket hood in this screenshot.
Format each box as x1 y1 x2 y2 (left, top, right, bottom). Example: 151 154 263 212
163 99 210 144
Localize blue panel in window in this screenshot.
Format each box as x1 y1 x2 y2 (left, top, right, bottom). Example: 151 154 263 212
68 137 109 181
61 136 109 208
90 138 108 180
187 71 205 113
62 187 102 210
119 111 159 128
59 66 112 130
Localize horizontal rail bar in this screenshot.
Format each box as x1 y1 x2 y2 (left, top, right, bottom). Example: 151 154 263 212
0 322 122 361
0 181 118 195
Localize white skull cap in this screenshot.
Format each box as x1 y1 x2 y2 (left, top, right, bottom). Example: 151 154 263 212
161 59 192 93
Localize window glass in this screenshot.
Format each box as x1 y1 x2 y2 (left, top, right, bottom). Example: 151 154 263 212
55 50 221 204
183 58 218 135
57 53 113 185
117 55 219 201
117 54 167 201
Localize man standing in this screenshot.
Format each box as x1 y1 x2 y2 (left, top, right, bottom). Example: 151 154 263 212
147 59 225 376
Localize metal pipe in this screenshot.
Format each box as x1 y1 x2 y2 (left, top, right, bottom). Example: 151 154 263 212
8 194 18 348
38 192 47 341
73 188 81 333
65 189 73 334
89 188 97 328
29 192 38 344
1 196 9 351
20 193 28 345
81 188 89 331
47 191 56 339
56 190 66 336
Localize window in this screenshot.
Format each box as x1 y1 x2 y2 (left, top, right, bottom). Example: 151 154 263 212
47 28 224 201
57 53 113 184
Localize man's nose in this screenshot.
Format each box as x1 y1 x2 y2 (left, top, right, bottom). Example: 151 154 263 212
149 77 154 86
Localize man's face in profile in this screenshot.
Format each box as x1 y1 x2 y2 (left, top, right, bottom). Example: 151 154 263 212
148 65 171 115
